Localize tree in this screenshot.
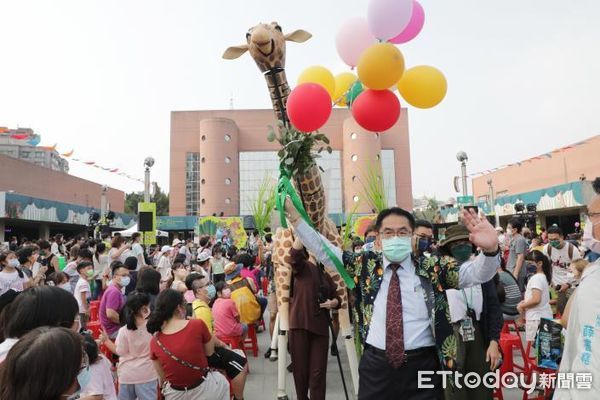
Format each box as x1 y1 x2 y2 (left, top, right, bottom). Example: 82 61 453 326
124 184 169 215
413 196 440 222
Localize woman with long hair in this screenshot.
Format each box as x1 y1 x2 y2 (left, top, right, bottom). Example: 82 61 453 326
0 285 79 361
147 289 229 400
517 250 553 342
0 326 86 400
135 267 161 309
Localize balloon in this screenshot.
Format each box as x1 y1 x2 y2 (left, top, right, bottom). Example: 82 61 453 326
345 80 364 106
358 43 405 90
287 83 332 132
297 66 336 99
397 65 447 108
333 72 357 106
335 17 377 68
351 89 401 132
390 0 425 44
368 0 413 40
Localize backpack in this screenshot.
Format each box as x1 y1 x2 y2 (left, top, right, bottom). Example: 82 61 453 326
228 277 261 324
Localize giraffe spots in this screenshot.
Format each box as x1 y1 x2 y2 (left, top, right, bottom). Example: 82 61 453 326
283 230 292 238
282 297 289 302
280 271 288 277
282 240 292 248
282 284 290 290
277 249 285 257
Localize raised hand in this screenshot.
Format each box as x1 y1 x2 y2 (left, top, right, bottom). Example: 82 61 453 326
460 208 499 253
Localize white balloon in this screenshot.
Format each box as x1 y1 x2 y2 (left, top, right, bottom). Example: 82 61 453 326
368 0 413 41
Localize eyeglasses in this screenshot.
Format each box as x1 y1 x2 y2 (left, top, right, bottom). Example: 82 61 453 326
379 229 413 239
585 211 600 219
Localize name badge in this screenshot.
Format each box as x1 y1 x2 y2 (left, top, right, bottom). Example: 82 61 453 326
459 315 475 342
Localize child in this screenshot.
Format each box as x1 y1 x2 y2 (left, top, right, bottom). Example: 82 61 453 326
212 281 248 340
102 292 158 400
48 271 70 291
0 251 29 296
517 250 553 342
74 261 94 330
170 261 189 293
80 334 118 400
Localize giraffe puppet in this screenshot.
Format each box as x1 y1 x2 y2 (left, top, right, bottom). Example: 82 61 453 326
224 22 359 398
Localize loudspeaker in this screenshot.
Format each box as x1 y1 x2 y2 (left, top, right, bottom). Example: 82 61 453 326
138 211 153 232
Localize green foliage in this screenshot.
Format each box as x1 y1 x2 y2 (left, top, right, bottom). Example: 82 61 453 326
124 184 170 215
267 122 332 176
413 196 440 221
198 219 218 236
359 161 388 214
341 205 359 250
249 175 277 235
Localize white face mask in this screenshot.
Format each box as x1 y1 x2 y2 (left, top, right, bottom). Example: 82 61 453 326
8 259 19 268
583 218 600 254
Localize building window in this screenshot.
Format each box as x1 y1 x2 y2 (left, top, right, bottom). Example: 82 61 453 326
381 149 397 207
185 152 200 216
239 151 343 215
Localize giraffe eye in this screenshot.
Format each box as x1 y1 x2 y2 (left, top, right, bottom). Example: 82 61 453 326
274 25 282 32
246 32 251 41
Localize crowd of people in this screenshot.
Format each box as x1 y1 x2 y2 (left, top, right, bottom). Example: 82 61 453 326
0 178 599 399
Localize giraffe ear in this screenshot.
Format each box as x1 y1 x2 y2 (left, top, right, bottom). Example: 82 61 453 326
285 30 312 43
222 45 249 60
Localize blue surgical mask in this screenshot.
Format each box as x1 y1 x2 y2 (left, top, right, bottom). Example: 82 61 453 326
77 366 91 390
365 236 376 244
206 284 216 301
120 276 131 288
417 238 432 253
382 237 412 263
8 259 19 268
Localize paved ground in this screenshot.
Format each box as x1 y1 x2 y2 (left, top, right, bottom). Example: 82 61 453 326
242 320 526 400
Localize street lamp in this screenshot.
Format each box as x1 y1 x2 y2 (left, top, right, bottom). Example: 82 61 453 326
143 157 155 203
456 151 468 197
487 179 499 227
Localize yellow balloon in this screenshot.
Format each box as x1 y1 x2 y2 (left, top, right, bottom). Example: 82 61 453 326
397 65 447 109
357 43 405 90
332 72 358 106
297 66 336 99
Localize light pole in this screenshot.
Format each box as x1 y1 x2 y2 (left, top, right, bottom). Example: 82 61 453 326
100 185 108 220
487 179 499 227
143 157 155 203
456 151 469 198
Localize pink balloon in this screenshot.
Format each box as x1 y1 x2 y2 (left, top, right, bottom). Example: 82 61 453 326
390 0 425 44
336 17 377 68
368 0 413 41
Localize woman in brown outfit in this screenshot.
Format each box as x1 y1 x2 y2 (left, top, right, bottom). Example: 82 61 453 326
288 236 341 400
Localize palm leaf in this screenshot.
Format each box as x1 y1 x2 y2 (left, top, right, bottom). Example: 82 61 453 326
359 161 388 214
249 174 276 235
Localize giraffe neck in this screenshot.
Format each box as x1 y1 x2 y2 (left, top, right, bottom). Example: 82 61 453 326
264 68 290 129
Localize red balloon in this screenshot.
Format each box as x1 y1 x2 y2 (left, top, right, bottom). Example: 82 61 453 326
287 83 332 132
351 89 401 132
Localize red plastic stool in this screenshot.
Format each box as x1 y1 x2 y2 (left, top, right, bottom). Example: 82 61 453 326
218 335 243 350
243 325 259 357
87 321 102 339
500 332 530 376
89 302 100 322
261 277 269 297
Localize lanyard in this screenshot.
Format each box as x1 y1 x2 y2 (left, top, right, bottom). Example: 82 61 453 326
461 287 474 310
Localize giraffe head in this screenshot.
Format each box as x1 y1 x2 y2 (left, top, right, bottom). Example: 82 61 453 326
223 22 311 73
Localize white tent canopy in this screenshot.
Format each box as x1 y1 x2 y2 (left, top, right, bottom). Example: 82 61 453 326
113 224 168 238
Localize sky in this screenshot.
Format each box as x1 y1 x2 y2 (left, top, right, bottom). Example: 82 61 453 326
1 0 599 204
